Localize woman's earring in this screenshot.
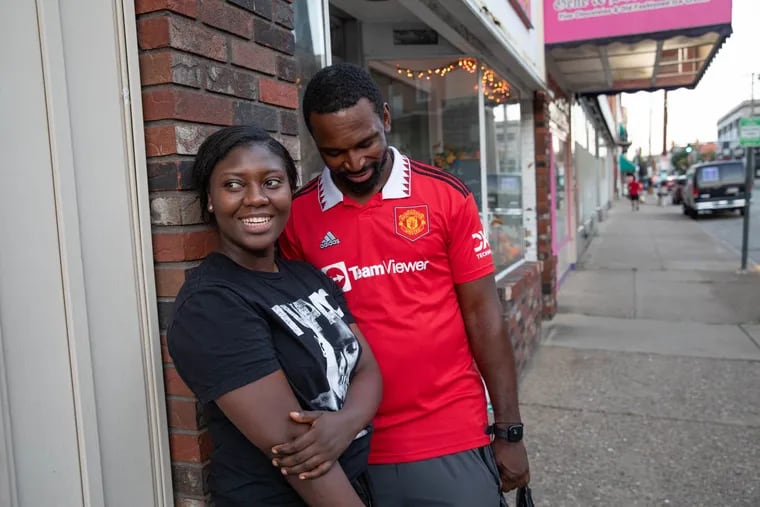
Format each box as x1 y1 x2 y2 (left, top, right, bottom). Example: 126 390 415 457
208 204 214 212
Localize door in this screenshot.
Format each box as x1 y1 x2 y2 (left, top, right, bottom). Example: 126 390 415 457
0 1 171 505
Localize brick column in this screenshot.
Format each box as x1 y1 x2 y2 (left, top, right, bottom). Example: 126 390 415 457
135 1 299 505
533 91 557 319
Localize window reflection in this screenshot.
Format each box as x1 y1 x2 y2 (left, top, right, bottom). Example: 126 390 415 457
294 0 328 182
370 58 525 272
485 102 523 271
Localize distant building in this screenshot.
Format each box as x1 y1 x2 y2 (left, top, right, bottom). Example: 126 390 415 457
717 100 758 159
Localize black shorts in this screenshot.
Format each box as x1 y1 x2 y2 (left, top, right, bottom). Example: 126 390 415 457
629 193 639 201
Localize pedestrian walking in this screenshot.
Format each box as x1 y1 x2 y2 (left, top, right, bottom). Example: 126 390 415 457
627 175 641 211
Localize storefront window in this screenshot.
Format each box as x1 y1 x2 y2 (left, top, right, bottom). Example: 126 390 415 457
484 101 524 271
293 0 329 181
552 132 569 243
370 58 525 272
370 58 481 206
550 97 571 246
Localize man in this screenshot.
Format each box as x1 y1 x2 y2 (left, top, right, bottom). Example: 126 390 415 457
278 62 529 506
627 175 641 211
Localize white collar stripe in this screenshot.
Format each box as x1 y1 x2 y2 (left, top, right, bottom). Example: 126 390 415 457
317 146 411 212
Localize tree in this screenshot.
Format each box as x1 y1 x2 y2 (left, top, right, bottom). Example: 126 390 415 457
670 149 690 172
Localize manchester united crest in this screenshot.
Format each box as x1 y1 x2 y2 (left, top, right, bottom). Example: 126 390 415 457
394 205 430 241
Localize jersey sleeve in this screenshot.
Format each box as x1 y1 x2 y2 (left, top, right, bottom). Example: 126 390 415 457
168 287 280 405
278 214 305 261
446 192 495 284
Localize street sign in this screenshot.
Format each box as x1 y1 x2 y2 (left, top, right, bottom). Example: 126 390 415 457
739 117 760 147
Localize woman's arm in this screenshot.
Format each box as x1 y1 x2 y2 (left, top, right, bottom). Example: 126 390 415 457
270 324 382 478
216 369 365 507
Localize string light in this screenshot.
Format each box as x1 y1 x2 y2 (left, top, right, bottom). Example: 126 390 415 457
395 58 511 103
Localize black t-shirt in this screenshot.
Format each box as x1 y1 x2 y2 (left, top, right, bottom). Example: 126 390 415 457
168 253 370 507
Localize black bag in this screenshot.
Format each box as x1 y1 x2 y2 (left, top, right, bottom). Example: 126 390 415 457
516 486 534 507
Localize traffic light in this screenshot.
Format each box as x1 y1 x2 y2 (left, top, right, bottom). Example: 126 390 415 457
685 144 693 153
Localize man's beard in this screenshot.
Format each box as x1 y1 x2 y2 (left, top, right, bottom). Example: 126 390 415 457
336 149 390 196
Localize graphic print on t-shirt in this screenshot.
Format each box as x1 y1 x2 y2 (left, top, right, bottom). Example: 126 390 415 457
270 288 359 411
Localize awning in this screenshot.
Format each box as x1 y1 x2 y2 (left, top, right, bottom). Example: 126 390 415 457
544 0 732 95
619 155 637 173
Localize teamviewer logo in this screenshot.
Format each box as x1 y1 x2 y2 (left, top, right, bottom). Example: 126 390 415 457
322 261 352 292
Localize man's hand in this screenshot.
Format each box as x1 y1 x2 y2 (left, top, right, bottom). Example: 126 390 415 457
491 439 530 492
270 411 356 480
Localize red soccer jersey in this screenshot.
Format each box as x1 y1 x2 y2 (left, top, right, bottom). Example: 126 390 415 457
279 147 494 464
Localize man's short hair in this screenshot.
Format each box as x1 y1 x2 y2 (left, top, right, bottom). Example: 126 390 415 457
302 62 385 132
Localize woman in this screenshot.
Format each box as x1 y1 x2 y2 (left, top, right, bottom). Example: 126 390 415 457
168 125 382 506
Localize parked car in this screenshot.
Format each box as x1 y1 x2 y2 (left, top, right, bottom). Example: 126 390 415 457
671 174 688 205
681 161 747 218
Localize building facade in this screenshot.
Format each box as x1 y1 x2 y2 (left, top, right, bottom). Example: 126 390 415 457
1 1 551 505
718 99 760 170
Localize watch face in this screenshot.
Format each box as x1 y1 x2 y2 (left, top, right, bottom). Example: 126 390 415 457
507 424 523 442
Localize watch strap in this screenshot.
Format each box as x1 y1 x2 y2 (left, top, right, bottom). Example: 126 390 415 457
485 423 524 442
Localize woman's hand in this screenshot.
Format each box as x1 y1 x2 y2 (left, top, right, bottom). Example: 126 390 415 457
270 410 358 479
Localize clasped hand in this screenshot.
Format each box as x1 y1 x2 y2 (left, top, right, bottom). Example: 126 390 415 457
271 410 355 479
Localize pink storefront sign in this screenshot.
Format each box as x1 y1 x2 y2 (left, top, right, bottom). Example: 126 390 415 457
544 0 732 45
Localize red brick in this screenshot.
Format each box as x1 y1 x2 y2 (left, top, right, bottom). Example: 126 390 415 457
144 125 177 157
155 266 186 297
160 334 172 364
135 0 197 17
206 64 258 99
140 51 203 88
137 17 170 50
164 365 194 397
175 496 210 507
170 431 213 462
142 88 234 126
169 16 227 61
139 51 172 85
259 78 297 109
152 228 219 262
230 40 277 74
167 398 200 430
176 124 220 155
200 0 254 38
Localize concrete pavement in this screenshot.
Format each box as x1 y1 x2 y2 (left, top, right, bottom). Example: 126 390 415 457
517 202 760 506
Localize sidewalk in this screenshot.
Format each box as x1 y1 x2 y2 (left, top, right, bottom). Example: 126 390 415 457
517 201 760 506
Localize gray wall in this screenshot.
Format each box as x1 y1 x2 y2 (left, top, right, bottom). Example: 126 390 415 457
0 1 170 505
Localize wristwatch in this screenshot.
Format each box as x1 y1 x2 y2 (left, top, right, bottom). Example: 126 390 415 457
485 423 524 442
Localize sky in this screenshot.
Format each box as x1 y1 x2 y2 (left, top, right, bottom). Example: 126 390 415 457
621 0 760 156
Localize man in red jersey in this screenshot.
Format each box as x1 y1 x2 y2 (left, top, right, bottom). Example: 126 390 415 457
274 62 529 506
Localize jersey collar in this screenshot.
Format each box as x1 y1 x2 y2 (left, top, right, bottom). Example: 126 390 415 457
318 146 411 211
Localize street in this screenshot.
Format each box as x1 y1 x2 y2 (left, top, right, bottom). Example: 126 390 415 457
518 201 760 506
687 179 760 267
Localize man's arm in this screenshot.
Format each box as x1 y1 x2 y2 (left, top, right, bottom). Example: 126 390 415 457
216 370 364 506
455 274 530 491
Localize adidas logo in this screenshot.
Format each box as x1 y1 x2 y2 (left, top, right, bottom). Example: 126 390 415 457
320 231 340 249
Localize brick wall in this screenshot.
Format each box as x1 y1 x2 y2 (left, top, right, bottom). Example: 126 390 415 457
533 91 557 319
135 1 298 504
496 262 543 376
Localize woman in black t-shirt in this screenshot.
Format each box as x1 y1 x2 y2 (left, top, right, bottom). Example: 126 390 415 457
168 125 382 507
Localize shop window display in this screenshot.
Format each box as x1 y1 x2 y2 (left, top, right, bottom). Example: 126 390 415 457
485 102 524 271
369 58 525 272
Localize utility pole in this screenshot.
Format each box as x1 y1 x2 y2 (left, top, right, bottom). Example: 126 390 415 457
662 90 668 155
648 93 653 157
740 72 757 272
